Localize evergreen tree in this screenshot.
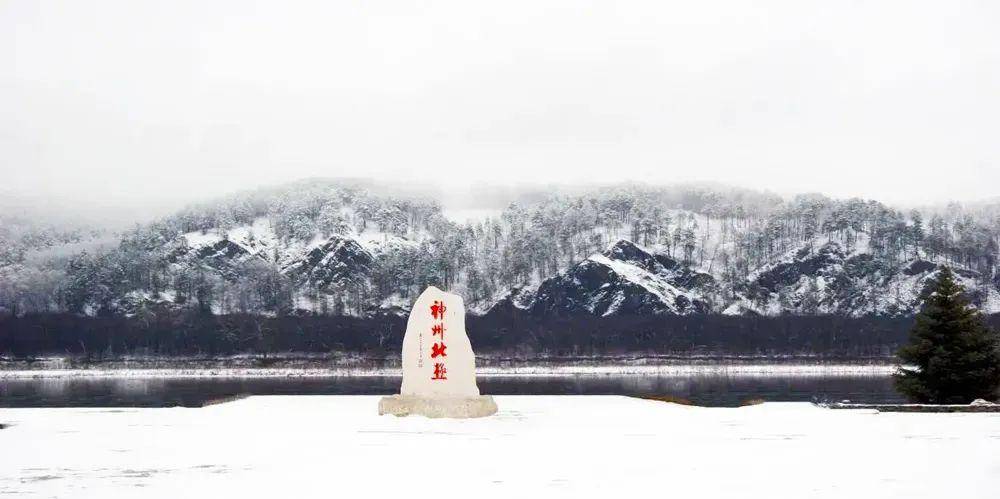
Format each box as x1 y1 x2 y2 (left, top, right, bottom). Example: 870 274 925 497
894 267 1000 403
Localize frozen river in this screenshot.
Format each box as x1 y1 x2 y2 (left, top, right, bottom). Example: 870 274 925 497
0 371 904 407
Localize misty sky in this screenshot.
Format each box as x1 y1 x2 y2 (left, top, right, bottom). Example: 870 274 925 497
2 0 999 213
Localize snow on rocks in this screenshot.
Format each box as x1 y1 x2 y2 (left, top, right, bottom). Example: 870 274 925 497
733 236 1000 317
493 240 712 316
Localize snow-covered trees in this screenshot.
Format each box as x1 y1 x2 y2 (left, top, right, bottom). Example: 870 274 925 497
2 181 1000 319
0 265 64 315
317 206 350 236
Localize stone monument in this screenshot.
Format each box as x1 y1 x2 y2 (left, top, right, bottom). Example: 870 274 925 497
378 286 498 418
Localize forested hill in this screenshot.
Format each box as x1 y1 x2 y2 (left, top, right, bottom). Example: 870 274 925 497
2 179 999 320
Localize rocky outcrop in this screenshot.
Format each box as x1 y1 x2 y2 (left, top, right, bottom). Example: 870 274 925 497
492 240 715 317
739 241 999 317
281 236 374 289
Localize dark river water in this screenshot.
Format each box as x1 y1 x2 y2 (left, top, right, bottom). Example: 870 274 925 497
0 374 904 408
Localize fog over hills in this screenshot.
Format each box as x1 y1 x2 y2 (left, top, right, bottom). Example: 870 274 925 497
2 178 998 320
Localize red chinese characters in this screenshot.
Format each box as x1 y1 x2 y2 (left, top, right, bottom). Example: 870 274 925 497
430 300 446 320
431 343 447 358
430 299 448 380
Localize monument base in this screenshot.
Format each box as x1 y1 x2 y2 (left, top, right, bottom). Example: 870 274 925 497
378 394 498 419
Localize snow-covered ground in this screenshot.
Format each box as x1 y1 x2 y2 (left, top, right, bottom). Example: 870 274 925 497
2 396 998 498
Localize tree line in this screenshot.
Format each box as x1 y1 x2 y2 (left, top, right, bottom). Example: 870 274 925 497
6 309 999 360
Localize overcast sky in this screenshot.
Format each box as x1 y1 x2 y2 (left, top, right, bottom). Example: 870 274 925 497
2 0 998 214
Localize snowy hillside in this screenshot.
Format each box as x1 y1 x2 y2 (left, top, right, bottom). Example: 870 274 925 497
491 240 716 316
731 235 1000 316
493 237 1000 318
2 180 999 319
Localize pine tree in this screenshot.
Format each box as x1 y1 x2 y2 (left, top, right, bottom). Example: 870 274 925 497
894 266 1000 403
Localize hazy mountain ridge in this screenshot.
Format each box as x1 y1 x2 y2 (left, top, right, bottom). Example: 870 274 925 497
2 179 999 319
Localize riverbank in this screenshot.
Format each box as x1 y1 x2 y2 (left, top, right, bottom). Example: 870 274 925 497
0 364 900 379
2 395 998 498
0 354 900 378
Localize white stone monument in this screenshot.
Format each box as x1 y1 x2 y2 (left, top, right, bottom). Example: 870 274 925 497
379 286 498 418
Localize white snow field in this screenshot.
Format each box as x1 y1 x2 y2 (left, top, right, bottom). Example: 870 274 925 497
2 396 998 498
